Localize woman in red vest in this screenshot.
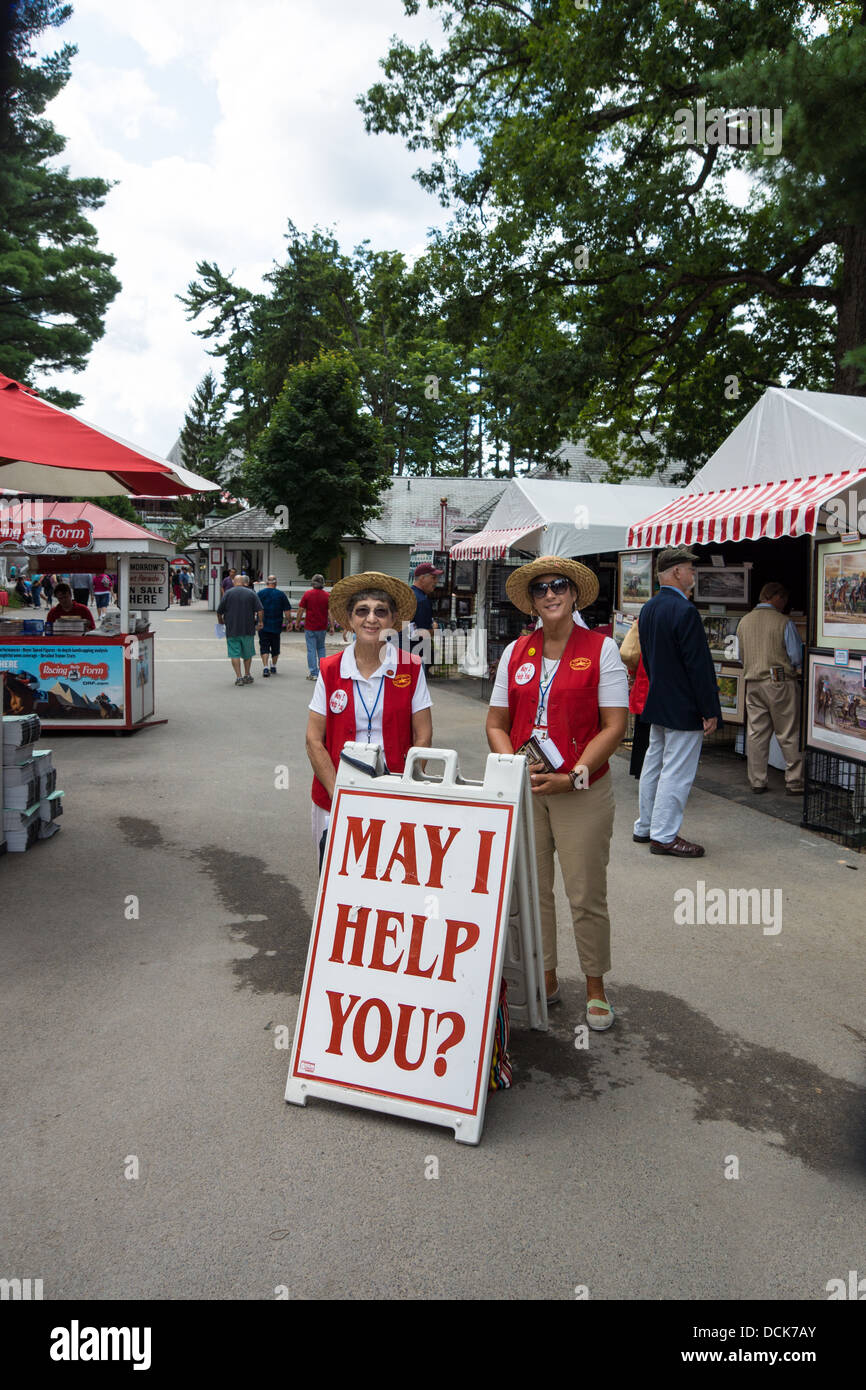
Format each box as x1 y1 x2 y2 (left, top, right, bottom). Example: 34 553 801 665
306 571 433 864
486 557 629 1028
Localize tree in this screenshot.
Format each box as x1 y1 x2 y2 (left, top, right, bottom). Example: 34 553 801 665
73 494 139 523
0 1 120 406
177 370 227 478
360 0 866 479
245 351 387 574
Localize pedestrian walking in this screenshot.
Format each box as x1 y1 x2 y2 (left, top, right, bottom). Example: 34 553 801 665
221 568 236 594
633 547 722 857
736 582 804 795
257 575 292 676
305 572 431 866
217 574 263 686
485 556 629 1027
298 573 330 681
92 570 113 610
72 572 93 607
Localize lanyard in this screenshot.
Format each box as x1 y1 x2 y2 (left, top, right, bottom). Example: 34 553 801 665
536 659 557 725
356 676 385 743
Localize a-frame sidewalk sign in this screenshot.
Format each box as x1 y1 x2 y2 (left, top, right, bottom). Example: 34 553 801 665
285 743 547 1145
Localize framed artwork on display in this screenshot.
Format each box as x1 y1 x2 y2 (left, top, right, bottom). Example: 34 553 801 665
817 540 866 652
699 611 741 661
211 547 222 565
806 648 866 762
694 565 750 606
453 560 477 592
612 611 635 648
715 662 745 723
619 551 653 609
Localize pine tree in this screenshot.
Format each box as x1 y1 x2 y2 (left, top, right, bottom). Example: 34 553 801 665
0 1 121 406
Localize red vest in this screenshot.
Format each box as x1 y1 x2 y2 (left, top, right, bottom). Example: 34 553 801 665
507 625 609 785
311 650 422 810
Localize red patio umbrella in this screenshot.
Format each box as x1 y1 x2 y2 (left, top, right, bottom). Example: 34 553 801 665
0 373 220 498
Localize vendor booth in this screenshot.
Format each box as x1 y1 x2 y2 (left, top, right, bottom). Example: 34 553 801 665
449 478 682 678
1 502 174 731
624 388 866 849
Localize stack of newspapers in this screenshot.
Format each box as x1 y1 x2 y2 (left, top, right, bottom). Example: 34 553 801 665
2 715 64 852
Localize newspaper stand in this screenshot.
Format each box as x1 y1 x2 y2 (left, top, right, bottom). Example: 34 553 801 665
286 743 547 1145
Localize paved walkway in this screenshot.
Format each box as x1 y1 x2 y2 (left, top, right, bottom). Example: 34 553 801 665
1 603 863 1300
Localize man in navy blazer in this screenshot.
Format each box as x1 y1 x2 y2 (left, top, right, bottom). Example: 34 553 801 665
634 546 722 856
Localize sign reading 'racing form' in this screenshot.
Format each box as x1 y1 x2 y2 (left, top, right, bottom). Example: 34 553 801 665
287 747 532 1144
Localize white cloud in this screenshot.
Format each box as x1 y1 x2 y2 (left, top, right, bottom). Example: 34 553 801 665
32 0 451 455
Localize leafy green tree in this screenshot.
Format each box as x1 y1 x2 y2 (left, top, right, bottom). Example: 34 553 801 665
177 262 260 450
245 351 387 574
0 0 120 406
73 494 139 523
360 0 866 480
177 370 227 478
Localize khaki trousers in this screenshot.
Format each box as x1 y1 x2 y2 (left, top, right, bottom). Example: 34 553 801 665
531 770 615 977
745 679 804 789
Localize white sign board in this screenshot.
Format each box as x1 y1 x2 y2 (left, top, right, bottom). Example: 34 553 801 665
286 746 542 1144
128 557 169 610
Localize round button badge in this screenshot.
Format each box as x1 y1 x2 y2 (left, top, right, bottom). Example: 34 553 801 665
329 689 349 714
514 662 536 685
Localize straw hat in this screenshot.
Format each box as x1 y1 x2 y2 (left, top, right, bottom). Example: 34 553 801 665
329 571 417 628
505 555 599 614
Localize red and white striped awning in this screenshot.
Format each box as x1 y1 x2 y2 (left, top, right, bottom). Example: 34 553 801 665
627 470 866 549
449 523 542 560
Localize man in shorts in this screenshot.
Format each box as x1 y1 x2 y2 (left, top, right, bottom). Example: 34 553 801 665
217 574 263 686
257 575 292 677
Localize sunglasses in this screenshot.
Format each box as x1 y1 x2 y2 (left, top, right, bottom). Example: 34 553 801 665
529 577 572 597
352 605 393 620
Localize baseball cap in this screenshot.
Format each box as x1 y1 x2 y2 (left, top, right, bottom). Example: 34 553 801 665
656 546 698 573
413 562 443 578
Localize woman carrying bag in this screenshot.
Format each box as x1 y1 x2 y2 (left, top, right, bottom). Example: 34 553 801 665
485 557 628 1029
305 572 432 866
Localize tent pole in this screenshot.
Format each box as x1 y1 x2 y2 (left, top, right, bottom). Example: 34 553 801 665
119 554 130 633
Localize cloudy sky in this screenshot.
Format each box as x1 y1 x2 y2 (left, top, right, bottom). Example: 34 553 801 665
34 0 450 456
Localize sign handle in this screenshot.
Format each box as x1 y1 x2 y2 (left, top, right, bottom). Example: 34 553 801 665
401 746 459 784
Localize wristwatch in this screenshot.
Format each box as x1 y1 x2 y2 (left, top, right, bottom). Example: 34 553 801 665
568 768 583 790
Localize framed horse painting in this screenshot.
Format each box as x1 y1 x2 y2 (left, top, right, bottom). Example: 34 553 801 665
807 649 866 762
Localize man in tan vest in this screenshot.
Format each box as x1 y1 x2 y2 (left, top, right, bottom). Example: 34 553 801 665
736 582 804 795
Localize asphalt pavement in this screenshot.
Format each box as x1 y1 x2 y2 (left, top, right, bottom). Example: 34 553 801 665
1 601 864 1301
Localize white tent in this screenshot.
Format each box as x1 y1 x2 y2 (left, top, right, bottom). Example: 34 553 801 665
690 388 866 491
627 389 866 547
451 478 683 559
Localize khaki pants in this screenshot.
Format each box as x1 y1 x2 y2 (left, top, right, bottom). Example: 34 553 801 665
531 770 615 976
745 679 804 789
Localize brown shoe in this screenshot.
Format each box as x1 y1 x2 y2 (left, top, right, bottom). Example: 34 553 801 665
785 786 804 796
650 836 705 857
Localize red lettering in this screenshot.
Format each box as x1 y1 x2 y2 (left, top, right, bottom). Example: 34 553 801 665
368 910 404 973
329 903 371 967
352 998 392 1062
472 829 496 894
403 912 439 979
339 818 384 879
393 1002 434 1071
439 919 480 983
379 822 420 885
424 825 460 889
324 990 361 1055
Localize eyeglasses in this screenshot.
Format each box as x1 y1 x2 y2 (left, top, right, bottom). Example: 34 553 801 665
529 577 571 597
352 605 393 620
